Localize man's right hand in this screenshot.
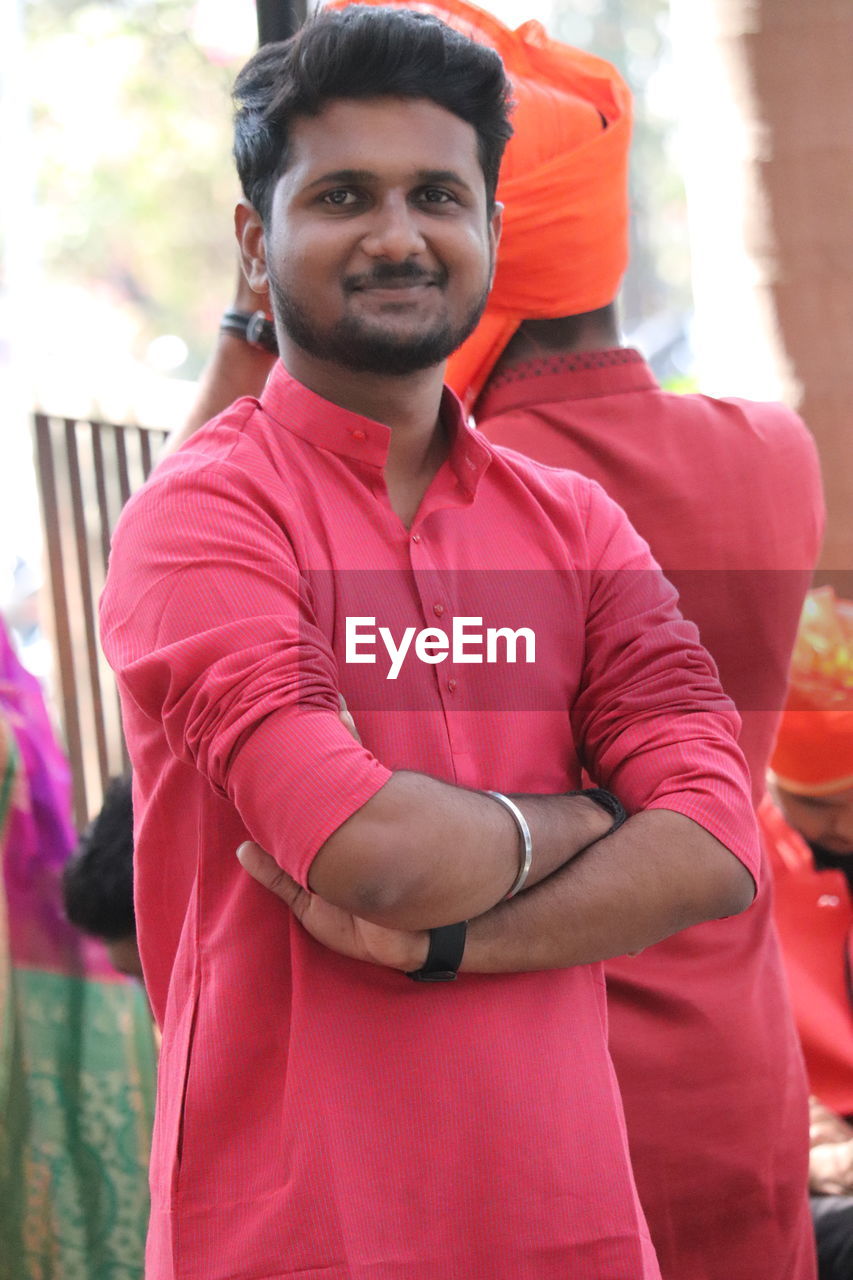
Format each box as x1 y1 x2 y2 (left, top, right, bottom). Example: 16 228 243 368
237 695 428 971
236 840 428 972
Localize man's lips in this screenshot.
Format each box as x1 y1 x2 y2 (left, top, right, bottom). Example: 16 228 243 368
348 277 439 293
345 266 445 294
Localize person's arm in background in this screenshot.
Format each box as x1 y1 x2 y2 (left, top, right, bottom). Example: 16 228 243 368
162 263 276 456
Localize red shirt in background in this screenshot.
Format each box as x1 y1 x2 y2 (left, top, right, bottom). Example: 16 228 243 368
101 362 759 1280
479 347 824 1280
761 795 853 1117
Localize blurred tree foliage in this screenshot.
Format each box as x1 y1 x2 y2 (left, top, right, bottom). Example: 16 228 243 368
28 0 245 376
27 0 691 380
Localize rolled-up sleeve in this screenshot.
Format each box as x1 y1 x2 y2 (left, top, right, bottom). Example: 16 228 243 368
571 479 760 887
100 458 391 887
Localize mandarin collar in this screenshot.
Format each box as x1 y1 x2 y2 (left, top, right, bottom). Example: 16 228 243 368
475 348 658 421
260 361 492 493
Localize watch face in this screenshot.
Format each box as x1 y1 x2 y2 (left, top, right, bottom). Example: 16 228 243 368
246 311 279 354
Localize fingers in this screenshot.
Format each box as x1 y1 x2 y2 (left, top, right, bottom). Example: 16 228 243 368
236 841 300 907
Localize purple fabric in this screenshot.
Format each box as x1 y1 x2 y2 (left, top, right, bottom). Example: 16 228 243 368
0 621 113 976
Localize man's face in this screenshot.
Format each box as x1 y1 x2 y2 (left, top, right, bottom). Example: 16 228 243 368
773 782 853 858
239 96 501 379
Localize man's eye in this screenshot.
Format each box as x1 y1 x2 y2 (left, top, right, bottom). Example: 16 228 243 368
418 188 454 205
322 189 358 207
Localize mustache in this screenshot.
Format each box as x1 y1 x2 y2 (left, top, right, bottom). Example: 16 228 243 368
344 262 447 291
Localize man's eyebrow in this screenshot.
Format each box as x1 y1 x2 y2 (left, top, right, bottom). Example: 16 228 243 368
413 169 475 193
303 170 376 191
302 168 476 194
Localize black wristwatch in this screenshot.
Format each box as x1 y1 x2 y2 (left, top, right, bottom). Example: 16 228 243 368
220 308 279 355
570 787 628 834
406 921 468 982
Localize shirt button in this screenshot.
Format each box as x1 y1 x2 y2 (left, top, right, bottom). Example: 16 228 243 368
447 678 457 692
411 533 422 544
433 603 445 617
351 429 366 442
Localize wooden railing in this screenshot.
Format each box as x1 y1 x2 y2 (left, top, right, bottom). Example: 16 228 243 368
33 413 169 829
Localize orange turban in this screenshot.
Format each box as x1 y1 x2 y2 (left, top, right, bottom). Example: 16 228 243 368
325 0 633 411
770 588 853 795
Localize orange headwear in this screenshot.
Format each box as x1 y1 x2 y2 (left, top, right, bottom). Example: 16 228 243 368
325 0 633 411
770 588 853 795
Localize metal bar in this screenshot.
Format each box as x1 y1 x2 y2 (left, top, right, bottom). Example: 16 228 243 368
90 422 112 571
33 413 88 828
257 0 302 45
139 427 154 479
113 424 132 508
65 418 110 796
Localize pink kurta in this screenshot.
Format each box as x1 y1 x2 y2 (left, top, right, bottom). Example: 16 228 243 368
479 347 823 1280
101 362 759 1280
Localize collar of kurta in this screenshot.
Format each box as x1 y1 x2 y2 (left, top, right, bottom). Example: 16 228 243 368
475 347 657 420
260 360 492 497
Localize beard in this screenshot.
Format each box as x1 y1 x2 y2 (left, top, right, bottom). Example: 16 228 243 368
268 261 491 377
808 840 853 896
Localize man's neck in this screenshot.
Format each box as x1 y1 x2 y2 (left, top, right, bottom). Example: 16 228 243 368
282 352 450 526
490 312 622 378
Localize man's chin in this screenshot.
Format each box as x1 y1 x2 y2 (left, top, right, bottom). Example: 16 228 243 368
321 323 461 377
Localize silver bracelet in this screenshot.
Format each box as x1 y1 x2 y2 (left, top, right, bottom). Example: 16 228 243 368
486 791 533 899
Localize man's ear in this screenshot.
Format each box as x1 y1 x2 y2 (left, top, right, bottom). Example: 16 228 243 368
235 200 268 293
488 201 503 287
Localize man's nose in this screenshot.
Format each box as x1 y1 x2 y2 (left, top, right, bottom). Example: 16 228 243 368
361 196 426 260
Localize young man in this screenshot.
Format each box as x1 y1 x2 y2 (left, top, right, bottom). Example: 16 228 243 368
177 4 824 1276
101 10 760 1277
762 588 853 1280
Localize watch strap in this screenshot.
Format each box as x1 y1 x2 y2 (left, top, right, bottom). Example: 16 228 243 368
406 921 467 982
570 787 628 834
220 308 279 354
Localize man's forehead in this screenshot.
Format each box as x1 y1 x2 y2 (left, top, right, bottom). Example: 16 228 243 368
284 96 483 179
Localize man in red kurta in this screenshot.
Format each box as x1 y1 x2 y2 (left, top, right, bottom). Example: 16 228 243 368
167 4 822 1274
762 588 853 1280
101 9 761 1278
435 3 825 1276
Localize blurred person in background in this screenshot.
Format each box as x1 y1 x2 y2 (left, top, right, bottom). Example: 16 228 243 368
762 587 853 1280
182 3 824 1276
0 618 155 1279
62 773 143 982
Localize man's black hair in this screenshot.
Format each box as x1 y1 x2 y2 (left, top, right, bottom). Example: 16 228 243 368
233 4 513 225
62 774 135 941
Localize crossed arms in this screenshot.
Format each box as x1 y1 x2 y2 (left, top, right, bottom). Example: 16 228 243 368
239 772 755 975
102 455 759 980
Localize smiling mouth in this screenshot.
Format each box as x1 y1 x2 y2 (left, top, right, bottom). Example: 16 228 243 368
350 279 438 295
345 264 445 294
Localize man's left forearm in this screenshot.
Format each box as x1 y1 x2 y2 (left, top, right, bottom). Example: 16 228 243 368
457 809 755 973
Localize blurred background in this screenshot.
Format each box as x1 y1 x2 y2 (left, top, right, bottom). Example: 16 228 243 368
2 0 852 685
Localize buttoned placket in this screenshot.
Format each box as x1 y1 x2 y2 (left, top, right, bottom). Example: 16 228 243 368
407 524 459 699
